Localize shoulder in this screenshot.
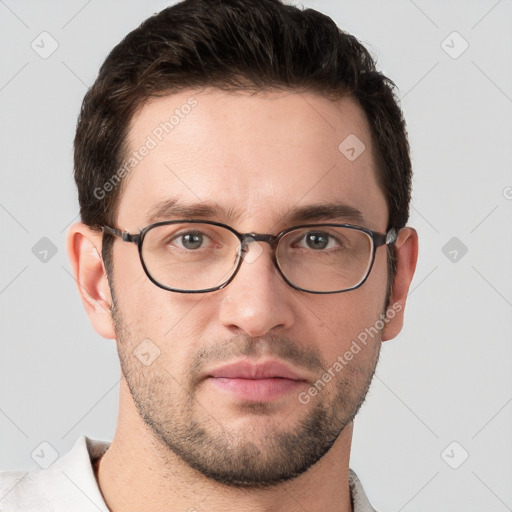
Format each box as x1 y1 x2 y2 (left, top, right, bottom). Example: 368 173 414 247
349 468 380 512
0 469 51 511
0 436 110 512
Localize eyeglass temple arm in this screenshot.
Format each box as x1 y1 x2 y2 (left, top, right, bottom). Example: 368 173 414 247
375 228 398 247
102 225 140 244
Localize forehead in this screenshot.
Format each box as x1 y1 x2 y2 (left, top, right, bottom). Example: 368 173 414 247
117 88 387 232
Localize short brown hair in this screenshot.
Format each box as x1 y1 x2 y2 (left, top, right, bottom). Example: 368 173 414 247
73 0 412 296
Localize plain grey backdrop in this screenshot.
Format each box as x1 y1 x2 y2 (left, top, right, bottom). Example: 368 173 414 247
1 0 511 510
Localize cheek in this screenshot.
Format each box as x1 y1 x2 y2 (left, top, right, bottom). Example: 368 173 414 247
110 247 171 340
112 247 219 353
310 260 389 364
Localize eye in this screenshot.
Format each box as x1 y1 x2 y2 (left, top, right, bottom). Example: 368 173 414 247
170 231 212 250
297 231 340 251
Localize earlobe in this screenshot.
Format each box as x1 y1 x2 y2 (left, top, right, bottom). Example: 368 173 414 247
381 227 419 342
66 222 116 340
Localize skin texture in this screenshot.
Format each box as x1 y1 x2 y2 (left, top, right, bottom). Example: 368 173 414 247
67 88 418 511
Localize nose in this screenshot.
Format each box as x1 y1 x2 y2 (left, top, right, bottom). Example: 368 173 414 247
218 242 295 338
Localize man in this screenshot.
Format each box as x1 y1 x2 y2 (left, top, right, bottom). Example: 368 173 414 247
0 0 418 510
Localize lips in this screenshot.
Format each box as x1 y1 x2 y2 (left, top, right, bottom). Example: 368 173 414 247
207 359 307 381
205 359 308 402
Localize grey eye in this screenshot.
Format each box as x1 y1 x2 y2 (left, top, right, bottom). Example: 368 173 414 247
305 232 330 250
179 232 204 250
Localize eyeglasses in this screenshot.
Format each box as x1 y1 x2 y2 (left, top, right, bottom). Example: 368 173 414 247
102 220 397 294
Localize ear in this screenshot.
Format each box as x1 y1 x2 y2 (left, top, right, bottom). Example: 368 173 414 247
381 227 419 342
66 222 116 339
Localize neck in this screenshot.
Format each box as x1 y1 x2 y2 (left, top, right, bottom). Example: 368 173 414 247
96 379 354 512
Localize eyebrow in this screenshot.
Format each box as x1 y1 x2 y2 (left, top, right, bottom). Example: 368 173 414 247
145 198 366 226
146 198 242 224
283 202 365 224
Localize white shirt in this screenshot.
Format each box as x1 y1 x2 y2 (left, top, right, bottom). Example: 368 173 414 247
0 436 377 511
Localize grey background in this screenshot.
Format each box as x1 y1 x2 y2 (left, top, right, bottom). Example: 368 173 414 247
1 0 511 510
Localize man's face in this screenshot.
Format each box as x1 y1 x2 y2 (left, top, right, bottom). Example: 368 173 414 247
109 89 390 487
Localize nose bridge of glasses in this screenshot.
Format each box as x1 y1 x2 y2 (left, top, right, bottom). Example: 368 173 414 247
237 233 278 265
241 233 277 247
243 233 276 244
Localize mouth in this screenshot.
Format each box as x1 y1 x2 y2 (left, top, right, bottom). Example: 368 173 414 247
205 359 308 402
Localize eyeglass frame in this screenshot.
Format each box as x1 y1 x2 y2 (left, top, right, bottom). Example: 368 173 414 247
101 219 398 295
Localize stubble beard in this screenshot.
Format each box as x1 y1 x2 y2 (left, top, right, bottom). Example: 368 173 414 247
109 285 381 489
